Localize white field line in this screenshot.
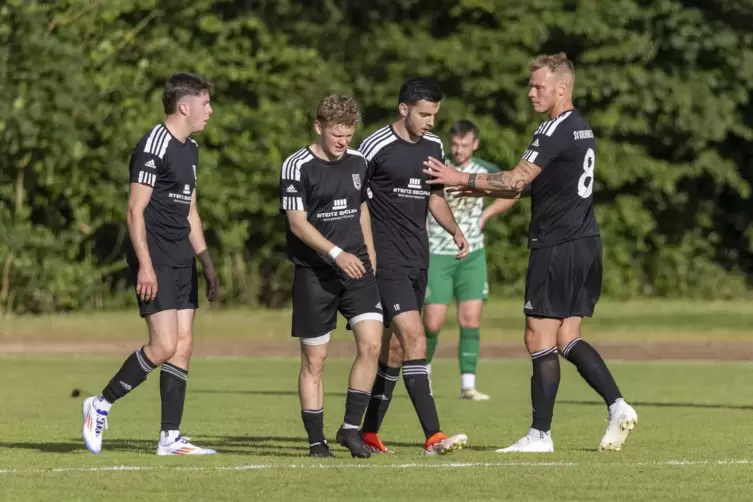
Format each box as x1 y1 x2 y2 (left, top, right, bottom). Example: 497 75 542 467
0 459 751 475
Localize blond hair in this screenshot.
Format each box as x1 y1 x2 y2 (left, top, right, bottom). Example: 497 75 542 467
315 93 361 127
530 52 575 83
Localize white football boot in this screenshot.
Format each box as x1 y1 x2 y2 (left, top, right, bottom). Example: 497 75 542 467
424 432 469 455
599 399 638 451
156 432 217 456
82 396 109 454
460 388 490 401
496 429 554 453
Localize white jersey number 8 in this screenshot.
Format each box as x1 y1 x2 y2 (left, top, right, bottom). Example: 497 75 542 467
578 148 595 198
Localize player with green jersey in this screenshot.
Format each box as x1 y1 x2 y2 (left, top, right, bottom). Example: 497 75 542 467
424 120 518 400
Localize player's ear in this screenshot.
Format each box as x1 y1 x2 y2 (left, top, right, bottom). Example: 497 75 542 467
398 103 409 118
178 101 190 117
313 120 323 136
472 137 480 151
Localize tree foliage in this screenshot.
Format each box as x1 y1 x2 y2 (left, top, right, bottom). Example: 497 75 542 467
2 0 753 314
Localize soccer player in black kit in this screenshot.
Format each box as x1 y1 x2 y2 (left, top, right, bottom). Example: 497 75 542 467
280 94 383 458
82 73 220 456
424 53 638 453
357 77 471 455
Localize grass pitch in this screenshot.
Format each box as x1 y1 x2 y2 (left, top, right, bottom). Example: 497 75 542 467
0 357 751 501
0 300 752 500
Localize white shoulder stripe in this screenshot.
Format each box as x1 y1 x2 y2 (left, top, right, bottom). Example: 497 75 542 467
144 124 162 154
363 135 398 161
534 120 551 136
358 126 393 159
543 111 573 137
143 124 171 159
281 148 313 181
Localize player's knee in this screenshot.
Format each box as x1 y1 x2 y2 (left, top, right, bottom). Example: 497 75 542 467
174 332 193 360
147 340 178 365
457 312 481 329
356 334 382 361
423 314 444 334
386 335 404 365
301 351 327 378
524 322 557 353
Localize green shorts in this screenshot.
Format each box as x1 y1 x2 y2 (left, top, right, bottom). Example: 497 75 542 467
425 249 489 305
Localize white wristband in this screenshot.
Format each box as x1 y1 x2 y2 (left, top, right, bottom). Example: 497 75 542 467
328 246 343 259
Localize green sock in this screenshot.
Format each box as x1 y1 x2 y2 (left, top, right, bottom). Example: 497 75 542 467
459 327 481 374
425 329 440 364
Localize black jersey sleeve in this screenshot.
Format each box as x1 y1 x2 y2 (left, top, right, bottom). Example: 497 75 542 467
521 116 572 170
357 157 370 203
426 134 445 193
129 148 163 188
279 155 309 213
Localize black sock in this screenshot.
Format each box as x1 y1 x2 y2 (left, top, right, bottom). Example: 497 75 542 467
402 359 441 439
101 347 156 403
361 362 400 433
530 348 560 432
562 338 623 406
302 409 326 446
343 388 371 428
160 363 188 431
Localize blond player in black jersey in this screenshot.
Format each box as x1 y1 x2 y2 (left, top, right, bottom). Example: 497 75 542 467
424 53 638 453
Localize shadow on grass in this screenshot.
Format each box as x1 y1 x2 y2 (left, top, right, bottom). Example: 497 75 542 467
0 434 490 456
0 436 313 457
560 399 753 411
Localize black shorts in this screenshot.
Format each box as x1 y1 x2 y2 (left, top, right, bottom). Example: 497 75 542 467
524 236 602 319
129 263 199 318
291 266 383 339
375 266 428 325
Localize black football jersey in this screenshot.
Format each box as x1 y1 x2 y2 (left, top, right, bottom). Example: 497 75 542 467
358 125 444 269
521 109 600 248
279 147 371 269
126 123 198 267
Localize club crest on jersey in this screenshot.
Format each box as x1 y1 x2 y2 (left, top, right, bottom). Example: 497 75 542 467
352 173 361 190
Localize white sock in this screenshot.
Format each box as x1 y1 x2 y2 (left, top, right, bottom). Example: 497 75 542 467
94 395 112 413
461 373 475 390
160 430 180 445
609 398 625 418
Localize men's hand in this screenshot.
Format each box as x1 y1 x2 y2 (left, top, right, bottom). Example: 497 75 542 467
335 252 366 279
479 213 490 230
196 249 219 301
423 156 466 186
136 265 158 302
454 228 470 260
203 268 220 302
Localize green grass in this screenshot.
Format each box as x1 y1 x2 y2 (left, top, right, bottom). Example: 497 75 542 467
3 299 753 343
0 356 752 500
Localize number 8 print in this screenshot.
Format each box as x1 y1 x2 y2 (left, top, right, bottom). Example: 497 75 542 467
578 148 595 198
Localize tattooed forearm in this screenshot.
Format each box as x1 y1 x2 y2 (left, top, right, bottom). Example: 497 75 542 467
469 159 540 195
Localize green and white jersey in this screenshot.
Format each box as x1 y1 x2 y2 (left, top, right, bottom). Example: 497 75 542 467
428 157 500 255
